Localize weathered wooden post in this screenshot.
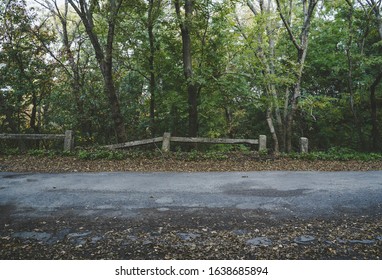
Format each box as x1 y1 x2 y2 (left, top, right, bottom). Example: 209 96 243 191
300 137 308 153
259 135 267 152
64 130 74 152
162 132 171 152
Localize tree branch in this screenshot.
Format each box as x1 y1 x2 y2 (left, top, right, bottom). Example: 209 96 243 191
275 0 302 51
247 0 259 16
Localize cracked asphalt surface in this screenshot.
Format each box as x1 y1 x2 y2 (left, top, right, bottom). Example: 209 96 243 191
1 171 381 259
1 171 382 219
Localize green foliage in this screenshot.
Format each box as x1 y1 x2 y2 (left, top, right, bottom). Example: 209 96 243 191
0 148 20 156
76 149 127 160
1 0 381 152
0 0 55 134
286 148 382 161
27 149 57 157
0 147 73 157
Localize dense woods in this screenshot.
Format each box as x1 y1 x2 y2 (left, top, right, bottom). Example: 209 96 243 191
1 0 381 152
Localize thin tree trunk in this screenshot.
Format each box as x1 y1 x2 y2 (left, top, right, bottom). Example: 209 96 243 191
282 88 289 151
247 0 281 152
266 107 279 153
188 84 199 137
370 72 382 151
35 1 90 136
148 0 158 137
267 36 282 152
367 0 382 151
69 0 127 143
276 0 318 152
61 3 89 137
30 92 38 133
0 93 18 133
346 0 367 149
175 0 199 137
286 84 299 152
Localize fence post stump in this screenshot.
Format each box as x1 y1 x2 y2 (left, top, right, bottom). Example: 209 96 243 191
300 137 308 153
259 135 267 152
162 132 171 152
64 130 74 152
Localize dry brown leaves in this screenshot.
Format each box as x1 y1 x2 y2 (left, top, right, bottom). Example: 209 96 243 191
1 215 381 260
1 154 382 173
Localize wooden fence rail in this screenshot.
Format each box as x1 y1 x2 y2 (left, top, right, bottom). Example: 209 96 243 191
104 133 310 153
103 137 164 150
0 130 74 152
104 132 267 152
1 131 308 154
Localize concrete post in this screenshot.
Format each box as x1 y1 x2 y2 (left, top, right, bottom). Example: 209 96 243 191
300 137 308 153
259 135 267 152
162 132 171 152
64 130 74 152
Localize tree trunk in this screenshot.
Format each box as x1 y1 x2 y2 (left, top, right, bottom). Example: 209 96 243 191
30 91 38 133
266 107 279 154
345 0 365 148
281 88 289 152
247 1 282 152
188 83 199 137
0 95 18 133
370 72 382 151
368 0 382 151
59 4 90 137
103 64 126 143
285 83 301 152
276 0 318 152
69 0 127 143
175 0 199 137
148 0 157 136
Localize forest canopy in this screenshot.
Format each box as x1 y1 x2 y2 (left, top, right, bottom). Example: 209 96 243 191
0 0 381 152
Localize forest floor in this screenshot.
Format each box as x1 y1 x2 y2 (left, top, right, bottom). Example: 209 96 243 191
1 152 382 173
1 153 382 260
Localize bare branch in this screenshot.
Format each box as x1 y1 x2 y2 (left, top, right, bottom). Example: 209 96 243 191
30 20 72 77
275 0 302 51
247 0 259 16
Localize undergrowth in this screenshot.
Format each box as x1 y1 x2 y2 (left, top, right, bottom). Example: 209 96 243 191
285 147 382 161
1 146 381 162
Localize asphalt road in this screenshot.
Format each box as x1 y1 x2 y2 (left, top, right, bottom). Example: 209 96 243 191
1 171 382 222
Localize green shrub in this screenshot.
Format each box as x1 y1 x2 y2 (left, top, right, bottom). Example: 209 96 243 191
27 149 58 157
284 147 382 161
1 148 20 155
